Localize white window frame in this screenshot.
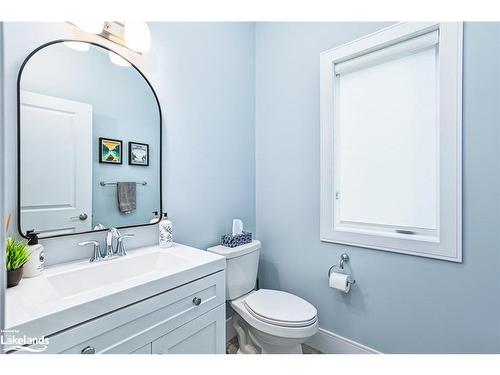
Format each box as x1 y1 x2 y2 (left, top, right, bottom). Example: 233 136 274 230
320 22 463 262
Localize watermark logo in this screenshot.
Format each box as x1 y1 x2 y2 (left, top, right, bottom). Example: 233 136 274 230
1 329 49 353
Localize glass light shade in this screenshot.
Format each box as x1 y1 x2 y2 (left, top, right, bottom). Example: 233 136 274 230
124 22 151 53
72 21 104 34
109 51 131 67
63 41 90 52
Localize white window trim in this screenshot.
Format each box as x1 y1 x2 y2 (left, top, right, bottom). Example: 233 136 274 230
320 22 463 262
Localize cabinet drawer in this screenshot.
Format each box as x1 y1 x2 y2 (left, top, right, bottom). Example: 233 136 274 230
43 271 225 354
151 304 225 354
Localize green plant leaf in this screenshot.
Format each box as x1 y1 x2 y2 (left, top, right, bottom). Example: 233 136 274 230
6 237 30 271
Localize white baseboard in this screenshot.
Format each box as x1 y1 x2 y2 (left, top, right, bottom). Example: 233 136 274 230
226 316 379 354
226 316 237 342
306 328 380 354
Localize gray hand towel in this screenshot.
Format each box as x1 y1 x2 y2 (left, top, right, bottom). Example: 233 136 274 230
117 182 136 213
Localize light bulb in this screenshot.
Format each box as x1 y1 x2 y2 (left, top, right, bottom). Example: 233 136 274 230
71 21 104 34
63 41 90 52
109 51 131 67
124 22 151 53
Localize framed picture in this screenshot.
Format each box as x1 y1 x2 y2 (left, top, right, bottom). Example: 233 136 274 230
99 137 123 164
129 142 149 166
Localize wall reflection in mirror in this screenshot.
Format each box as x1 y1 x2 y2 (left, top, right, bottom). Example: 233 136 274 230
18 41 161 238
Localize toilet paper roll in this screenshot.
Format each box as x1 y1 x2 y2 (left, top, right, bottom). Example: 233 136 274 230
329 271 351 293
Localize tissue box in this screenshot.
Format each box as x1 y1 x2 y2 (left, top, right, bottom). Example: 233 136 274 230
221 231 252 248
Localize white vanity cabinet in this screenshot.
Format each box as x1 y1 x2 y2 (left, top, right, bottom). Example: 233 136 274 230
6 244 226 355
35 271 225 354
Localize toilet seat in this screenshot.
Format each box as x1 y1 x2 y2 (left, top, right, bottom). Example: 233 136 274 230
243 289 318 328
230 290 319 340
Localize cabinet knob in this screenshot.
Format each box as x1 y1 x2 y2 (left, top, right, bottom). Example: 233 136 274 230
192 297 202 306
81 346 96 354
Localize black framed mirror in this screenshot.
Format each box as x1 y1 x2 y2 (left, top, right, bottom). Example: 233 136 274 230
17 40 162 239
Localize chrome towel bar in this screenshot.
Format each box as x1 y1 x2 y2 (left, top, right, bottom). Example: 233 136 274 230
99 181 147 186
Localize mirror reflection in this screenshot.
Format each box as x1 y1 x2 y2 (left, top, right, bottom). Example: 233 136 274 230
19 41 161 238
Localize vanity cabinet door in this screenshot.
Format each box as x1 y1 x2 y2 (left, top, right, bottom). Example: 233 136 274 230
151 305 225 354
52 271 225 354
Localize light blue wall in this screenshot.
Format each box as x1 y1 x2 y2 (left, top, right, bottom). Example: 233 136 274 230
255 22 500 353
20 42 161 229
148 22 256 250
1 22 255 265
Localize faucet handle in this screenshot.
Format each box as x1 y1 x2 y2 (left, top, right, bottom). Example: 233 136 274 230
78 241 103 262
116 234 134 257
78 240 100 246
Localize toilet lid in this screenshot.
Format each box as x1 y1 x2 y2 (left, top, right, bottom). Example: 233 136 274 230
244 289 317 327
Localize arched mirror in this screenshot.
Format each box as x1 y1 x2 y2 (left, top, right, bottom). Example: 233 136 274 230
17 41 162 238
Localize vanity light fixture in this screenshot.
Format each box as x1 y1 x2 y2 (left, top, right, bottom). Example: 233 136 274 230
69 21 151 54
124 22 151 53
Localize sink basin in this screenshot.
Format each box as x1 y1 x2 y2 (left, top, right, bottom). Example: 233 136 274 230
5 243 226 338
46 250 191 298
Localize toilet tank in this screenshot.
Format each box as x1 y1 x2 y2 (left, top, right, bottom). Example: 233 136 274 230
207 240 260 300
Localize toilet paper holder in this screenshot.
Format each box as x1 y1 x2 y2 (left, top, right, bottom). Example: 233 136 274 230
328 253 356 285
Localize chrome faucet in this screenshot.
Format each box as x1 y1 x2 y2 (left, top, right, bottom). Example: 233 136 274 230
105 228 120 258
78 240 103 262
115 233 135 257
79 228 133 262
106 227 134 258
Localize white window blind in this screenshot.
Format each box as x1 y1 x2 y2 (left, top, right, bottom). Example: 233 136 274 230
334 30 438 75
336 42 438 230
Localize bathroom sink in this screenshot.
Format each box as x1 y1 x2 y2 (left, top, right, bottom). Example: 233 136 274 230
46 250 191 298
5 243 226 338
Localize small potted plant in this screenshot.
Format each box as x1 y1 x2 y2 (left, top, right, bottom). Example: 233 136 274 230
6 237 30 287
5 213 31 288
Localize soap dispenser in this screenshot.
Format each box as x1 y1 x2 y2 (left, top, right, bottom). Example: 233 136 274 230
23 230 45 278
159 212 173 248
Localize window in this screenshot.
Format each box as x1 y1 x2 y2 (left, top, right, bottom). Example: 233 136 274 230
320 23 462 261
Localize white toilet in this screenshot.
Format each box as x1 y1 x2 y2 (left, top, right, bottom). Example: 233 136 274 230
208 240 318 354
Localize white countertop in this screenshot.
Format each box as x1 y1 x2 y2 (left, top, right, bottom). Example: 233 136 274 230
5 243 225 338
